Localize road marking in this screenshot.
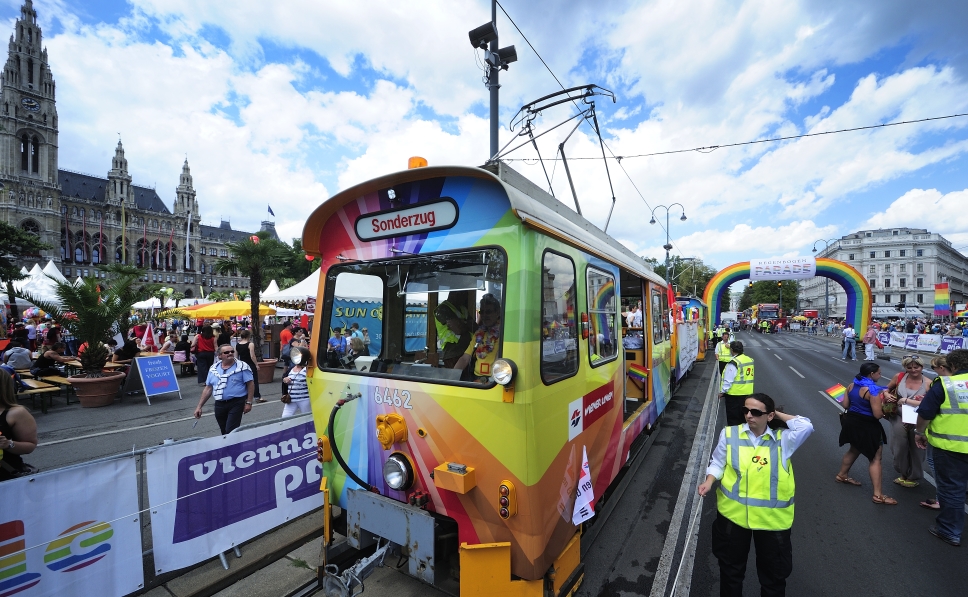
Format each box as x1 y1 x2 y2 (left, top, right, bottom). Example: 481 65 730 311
774 353 783 361
789 366 804 378
818 390 842 410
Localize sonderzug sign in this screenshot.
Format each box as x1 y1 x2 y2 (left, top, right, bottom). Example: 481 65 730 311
172 421 320 543
749 257 816 281
355 198 458 241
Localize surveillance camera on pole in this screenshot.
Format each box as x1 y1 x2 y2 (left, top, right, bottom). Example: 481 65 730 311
468 1 517 160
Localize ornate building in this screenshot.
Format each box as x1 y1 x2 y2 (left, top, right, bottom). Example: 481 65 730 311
0 1 277 297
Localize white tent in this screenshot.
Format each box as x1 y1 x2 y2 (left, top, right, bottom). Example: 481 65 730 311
261 268 320 302
12 272 61 305
74 276 83 286
28 263 43 277
132 297 211 309
263 280 280 296
19 266 28 275
43 260 69 284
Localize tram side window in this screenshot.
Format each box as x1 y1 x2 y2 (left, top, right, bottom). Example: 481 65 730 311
541 251 579 384
586 267 617 365
661 288 670 341
651 289 663 345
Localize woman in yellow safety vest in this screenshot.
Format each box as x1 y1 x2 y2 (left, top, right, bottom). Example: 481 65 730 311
698 394 814 596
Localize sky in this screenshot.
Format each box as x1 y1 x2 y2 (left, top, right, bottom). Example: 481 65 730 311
8 0 968 283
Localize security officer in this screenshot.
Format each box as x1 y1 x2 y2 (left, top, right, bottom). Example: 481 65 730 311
698 394 814 596
915 348 968 547
717 330 733 374
434 290 473 368
720 341 754 425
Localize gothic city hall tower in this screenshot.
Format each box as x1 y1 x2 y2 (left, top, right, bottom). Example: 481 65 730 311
0 1 275 296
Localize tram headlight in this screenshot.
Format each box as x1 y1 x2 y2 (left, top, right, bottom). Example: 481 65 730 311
491 358 517 386
383 452 414 491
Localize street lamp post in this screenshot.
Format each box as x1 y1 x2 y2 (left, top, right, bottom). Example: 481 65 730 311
812 238 839 320
650 203 688 284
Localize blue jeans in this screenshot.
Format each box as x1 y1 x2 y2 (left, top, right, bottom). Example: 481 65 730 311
842 338 856 359
933 447 968 542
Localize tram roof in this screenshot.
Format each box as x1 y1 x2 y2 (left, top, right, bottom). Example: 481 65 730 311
303 161 664 285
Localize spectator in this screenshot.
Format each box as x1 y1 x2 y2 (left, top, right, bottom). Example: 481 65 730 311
2 340 33 370
31 342 71 377
10 323 28 346
159 331 178 354
235 330 264 403
24 319 37 351
216 321 234 348
193 344 254 434
835 362 895 505
281 348 311 418
327 328 346 359
173 334 194 374
842 322 857 361
191 325 217 386
0 369 38 481
112 339 141 363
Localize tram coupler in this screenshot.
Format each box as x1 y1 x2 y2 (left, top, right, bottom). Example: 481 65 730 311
321 539 390 597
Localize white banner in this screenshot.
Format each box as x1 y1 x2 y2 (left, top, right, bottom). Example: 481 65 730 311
0 458 144 597
146 415 324 573
915 334 942 354
749 257 816 281
676 321 698 380
890 332 908 348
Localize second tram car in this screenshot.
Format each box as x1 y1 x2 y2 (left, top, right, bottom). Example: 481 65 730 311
303 162 676 596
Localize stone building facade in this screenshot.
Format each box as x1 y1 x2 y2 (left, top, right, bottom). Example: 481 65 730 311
801 227 968 318
0 1 277 297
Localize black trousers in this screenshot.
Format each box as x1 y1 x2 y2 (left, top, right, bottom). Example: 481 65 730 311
719 361 729 375
214 396 247 434
712 512 792 597
724 394 751 426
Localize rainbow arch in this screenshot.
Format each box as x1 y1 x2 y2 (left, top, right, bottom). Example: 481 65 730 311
703 258 872 330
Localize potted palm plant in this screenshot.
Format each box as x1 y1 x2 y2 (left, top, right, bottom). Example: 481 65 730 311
213 231 289 383
19 267 150 407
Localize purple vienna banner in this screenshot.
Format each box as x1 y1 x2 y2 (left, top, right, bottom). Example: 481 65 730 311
146 415 322 573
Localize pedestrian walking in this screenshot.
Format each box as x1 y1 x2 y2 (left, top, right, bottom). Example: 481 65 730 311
835 362 896 505
885 355 930 488
281 347 312 418
717 330 732 375
861 325 878 361
193 344 254 435
915 348 968 546
719 341 754 426
841 322 857 360
698 394 814 597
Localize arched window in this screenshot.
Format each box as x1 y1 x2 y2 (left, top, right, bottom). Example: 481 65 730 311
20 134 28 170
184 289 194 298
79 207 85 219
74 231 87 263
115 236 125 263
136 239 149 268
31 136 38 173
60 228 68 260
20 220 40 237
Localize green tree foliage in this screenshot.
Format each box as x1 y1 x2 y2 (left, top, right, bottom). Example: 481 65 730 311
0 221 52 321
647 256 719 298
99 264 161 338
213 231 290 353
738 281 800 314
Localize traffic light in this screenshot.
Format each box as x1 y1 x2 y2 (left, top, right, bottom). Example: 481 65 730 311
749 281 753 287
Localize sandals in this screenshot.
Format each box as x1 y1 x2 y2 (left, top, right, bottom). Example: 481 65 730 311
872 494 898 505
920 499 941 510
835 475 862 486
894 477 919 488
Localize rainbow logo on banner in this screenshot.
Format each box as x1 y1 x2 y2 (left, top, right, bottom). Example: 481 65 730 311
935 283 950 316
44 521 113 572
627 363 649 383
826 384 847 403
0 521 42 596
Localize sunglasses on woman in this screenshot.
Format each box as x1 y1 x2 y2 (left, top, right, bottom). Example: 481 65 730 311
741 406 770 417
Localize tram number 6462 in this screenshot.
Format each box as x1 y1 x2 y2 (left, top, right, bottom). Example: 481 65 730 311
373 387 413 409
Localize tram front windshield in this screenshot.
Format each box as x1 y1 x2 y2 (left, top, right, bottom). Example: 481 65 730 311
318 248 506 384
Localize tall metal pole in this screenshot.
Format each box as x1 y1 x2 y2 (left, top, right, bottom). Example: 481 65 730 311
489 0 499 159
664 209 671 284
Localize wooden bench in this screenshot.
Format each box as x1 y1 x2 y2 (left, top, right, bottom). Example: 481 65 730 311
31 375 75 405
19 380 60 414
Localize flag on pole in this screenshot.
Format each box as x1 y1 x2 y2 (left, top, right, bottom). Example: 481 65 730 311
167 227 175 270
65 210 72 261
82 212 88 262
935 283 951 316
141 322 158 351
142 221 147 267
825 384 847 403
268 205 275 217
156 231 162 270
98 216 104 264
572 446 595 525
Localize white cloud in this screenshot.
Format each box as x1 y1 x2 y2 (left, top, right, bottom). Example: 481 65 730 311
862 188 968 249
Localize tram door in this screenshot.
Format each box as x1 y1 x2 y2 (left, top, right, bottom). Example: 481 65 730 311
620 271 647 410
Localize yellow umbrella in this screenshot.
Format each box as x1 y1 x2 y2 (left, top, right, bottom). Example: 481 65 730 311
191 300 277 319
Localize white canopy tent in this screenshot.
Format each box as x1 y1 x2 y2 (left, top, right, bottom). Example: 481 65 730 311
261 268 320 302
43 260 69 284
132 297 210 309
263 280 280 296
19 266 28 275
74 276 83 286
11 271 61 305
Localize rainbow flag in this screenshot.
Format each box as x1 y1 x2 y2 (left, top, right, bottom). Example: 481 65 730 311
957 308 968 318
627 363 649 382
826 384 847 403
935 283 950 316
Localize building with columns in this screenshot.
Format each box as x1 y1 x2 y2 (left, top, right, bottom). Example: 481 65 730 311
800 227 968 319
0 1 277 298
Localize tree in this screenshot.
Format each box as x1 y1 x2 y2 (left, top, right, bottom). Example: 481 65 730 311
99 264 160 339
738 281 799 313
647 256 718 298
0 221 52 321
213 231 289 354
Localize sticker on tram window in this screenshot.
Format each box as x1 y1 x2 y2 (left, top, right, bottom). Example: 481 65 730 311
373 386 413 409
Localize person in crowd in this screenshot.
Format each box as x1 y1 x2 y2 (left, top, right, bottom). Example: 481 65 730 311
215 321 234 348
345 337 366 365
435 290 473 368
885 355 930 488
191 325 217 386
173 334 194 374
193 344 254 435
0 369 38 481
841 322 857 360
10 323 28 346
915 349 968 546
861 325 879 361
281 347 312 418
453 293 502 382
361 327 371 354
921 356 955 510
719 341 754 426
112 338 141 363
2 339 33 370
31 342 71 377
24 319 37 351
835 362 895 505
350 322 364 342
159 331 178 354
43 323 61 349
235 329 264 403
716 330 732 375
698 394 813 597
327 327 347 359
278 320 294 368
281 335 309 395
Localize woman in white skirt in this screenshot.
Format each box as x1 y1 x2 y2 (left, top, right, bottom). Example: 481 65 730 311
281 348 312 417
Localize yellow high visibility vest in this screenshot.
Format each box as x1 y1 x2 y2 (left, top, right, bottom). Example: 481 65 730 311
434 301 468 347
927 374 968 454
717 425 795 530
717 342 733 362
726 354 754 395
